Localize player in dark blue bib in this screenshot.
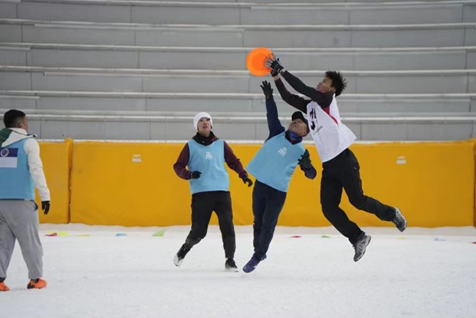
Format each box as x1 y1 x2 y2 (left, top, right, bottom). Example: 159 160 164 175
243 81 317 273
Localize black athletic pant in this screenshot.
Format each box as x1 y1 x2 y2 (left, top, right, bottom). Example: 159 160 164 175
321 149 396 244
184 191 236 259
252 180 287 260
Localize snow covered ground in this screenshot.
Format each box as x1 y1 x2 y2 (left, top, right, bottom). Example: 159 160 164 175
1 224 476 318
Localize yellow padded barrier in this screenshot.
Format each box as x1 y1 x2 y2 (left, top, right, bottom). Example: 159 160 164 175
70 142 192 226
332 141 475 228
69 140 476 227
474 141 476 227
38 139 73 224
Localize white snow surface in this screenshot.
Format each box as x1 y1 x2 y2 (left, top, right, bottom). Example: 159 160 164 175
1 224 476 318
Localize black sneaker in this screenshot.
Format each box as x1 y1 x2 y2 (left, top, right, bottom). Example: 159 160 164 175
225 258 238 272
392 208 407 232
243 256 261 273
173 244 191 267
353 233 372 262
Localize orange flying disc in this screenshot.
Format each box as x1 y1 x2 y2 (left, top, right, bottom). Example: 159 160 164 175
246 47 273 77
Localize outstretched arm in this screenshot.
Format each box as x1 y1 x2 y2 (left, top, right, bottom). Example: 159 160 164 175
261 81 285 139
281 71 333 108
273 76 309 113
266 54 333 108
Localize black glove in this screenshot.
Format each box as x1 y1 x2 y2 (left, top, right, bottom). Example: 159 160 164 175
298 150 312 170
269 57 281 77
42 201 50 215
266 53 284 75
260 81 273 99
191 171 202 179
241 175 253 187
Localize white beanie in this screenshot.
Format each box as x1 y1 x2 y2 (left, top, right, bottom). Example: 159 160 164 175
193 112 213 130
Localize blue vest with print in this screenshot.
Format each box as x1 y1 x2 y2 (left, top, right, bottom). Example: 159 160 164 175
188 139 229 194
0 139 35 200
247 132 305 193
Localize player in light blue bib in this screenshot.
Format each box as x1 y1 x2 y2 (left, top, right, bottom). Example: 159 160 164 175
0 109 50 291
243 81 317 273
173 112 253 272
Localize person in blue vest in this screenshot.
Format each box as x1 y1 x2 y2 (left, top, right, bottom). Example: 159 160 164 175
243 81 317 273
173 112 253 272
0 110 50 292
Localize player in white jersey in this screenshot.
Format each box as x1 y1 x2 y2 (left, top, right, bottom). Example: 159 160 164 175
266 55 407 262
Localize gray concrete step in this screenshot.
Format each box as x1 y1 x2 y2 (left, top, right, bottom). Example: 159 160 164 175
1 44 474 70
1 67 475 94
0 1 473 25
1 20 475 48
15 0 473 4
0 90 473 114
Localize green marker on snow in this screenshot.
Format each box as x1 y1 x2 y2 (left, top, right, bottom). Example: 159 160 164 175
153 228 167 237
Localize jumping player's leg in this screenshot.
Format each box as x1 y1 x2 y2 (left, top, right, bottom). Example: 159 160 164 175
321 163 372 262
251 181 267 255
321 168 363 244
243 182 286 273
253 188 286 261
